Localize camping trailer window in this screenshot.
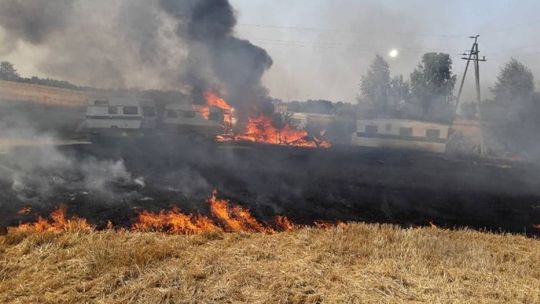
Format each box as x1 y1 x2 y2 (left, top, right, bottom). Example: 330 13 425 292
182 111 196 118
399 127 413 136
209 111 223 121
166 110 178 118
94 100 109 106
426 129 441 139
108 106 118 114
123 106 139 115
365 125 378 134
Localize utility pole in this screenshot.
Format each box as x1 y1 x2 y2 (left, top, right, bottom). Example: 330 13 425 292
456 35 487 155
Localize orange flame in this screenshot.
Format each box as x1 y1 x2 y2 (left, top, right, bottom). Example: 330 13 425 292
131 191 300 234
208 191 271 233
132 208 221 234
197 91 330 148
274 216 296 232
204 92 233 112
17 207 32 215
193 91 233 130
194 105 211 120
207 92 234 129
16 206 91 233
314 221 342 229
223 115 331 148
12 192 338 235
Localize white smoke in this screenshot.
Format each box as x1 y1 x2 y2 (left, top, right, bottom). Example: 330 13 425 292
0 116 137 204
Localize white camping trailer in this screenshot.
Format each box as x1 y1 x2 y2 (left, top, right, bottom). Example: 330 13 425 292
288 112 336 130
161 103 224 137
351 119 449 153
83 97 157 136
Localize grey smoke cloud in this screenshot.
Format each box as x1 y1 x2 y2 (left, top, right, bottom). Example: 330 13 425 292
0 119 138 204
0 0 182 89
0 0 74 44
0 0 273 120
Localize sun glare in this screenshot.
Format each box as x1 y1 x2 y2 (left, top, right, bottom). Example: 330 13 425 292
389 49 399 58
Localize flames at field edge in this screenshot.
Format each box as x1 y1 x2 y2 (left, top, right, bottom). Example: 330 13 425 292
10 190 339 235
10 192 540 235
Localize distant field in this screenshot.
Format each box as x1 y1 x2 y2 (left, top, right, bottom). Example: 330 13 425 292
0 80 91 137
0 80 91 107
0 224 538 303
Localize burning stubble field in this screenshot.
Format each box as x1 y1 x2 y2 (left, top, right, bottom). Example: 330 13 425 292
0 140 539 303
0 224 539 303
3 137 539 236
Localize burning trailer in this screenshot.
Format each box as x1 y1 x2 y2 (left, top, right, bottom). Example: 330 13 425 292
80 94 230 141
79 92 331 148
162 103 225 138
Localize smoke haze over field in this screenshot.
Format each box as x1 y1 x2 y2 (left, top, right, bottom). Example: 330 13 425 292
0 113 139 206
2 0 540 103
0 0 273 116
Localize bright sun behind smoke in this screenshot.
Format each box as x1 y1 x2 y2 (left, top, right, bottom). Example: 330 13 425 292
389 49 399 58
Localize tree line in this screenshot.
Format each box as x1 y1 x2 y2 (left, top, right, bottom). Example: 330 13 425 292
0 61 86 90
3 55 540 157
359 53 457 123
484 59 540 158
359 53 540 158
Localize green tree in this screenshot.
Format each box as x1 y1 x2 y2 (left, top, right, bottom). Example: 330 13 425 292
360 55 391 117
410 53 456 122
492 58 534 105
487 59 538 156
389 75 410 116
0 61 20 81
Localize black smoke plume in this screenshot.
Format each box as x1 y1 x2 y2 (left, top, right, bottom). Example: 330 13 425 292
159 0 274 121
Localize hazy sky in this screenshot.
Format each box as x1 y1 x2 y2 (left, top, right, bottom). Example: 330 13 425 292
4 0 540 103
230 0 540 103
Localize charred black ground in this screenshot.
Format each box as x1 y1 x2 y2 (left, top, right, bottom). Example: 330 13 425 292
2 137 539 236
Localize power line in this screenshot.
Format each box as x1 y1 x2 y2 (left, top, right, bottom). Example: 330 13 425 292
484 42 540 57
482 20 540 34
248 37 464 53
238 23 466 39
238 20 540 40
246 36 540 62
489 49 540 59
